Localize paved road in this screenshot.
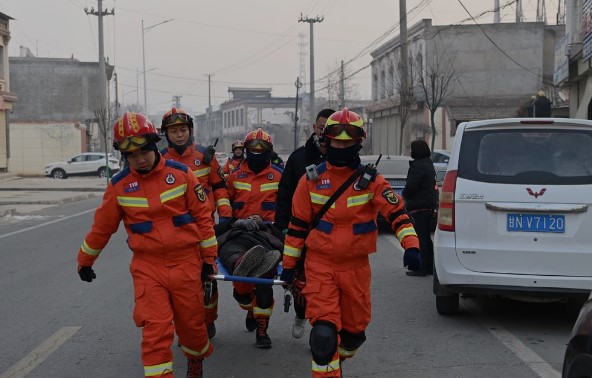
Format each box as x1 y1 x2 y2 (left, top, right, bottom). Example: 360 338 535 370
0 194 580 377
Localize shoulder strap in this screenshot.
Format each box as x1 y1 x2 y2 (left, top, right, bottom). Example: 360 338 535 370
311 166 365 229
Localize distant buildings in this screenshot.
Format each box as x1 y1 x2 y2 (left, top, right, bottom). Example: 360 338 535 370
0 12 17 173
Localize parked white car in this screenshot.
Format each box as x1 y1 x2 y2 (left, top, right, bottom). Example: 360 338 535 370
434 118 592 315
44 152 120 179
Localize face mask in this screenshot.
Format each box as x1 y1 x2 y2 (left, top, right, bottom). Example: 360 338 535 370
326 143 362 168
246 149 271 173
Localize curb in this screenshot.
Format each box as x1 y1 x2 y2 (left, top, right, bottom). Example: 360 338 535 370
0 193 98 217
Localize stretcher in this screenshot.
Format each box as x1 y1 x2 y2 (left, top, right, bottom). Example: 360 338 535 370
206 259 292 312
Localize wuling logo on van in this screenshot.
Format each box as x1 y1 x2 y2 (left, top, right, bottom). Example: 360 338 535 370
526 188 546 198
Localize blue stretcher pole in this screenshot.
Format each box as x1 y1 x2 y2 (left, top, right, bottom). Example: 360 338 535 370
212 274 285 285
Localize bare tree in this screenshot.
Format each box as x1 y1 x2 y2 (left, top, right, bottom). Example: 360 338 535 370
94 104 114 182
417 47 455 151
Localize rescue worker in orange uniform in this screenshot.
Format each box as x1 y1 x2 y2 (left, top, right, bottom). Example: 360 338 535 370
160 107 231 339
76 112 217 378
226 128 283 348
280 108 421 377
223 140 245 177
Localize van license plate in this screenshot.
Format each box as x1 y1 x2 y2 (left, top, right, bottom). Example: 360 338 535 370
506 214 565 233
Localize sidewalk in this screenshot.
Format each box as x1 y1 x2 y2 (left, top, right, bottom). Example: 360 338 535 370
0 173 108 216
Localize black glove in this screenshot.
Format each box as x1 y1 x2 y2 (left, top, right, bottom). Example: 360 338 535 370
403 248 422 271
201 263 216 282
280 268 295 286
202 145 216 164
78 266 96 282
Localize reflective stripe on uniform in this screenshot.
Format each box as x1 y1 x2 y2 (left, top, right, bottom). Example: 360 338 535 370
193 167 210 178
234 181 251 191
181 340 211 357
117 196 149 207
253 306 273 317
81 240 101 256
160 184 187 203
310 192 335 207
283 245 301 259
216 198 231 207
200 235 218 248
204 298 218 309
239 303 253 311
144 361 173 377
396 226 417 241
311 358 340 373
338 346 357 358
260 182 279 192
346 193 374 207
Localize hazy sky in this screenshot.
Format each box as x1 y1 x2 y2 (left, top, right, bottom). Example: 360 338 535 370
1 0 553 116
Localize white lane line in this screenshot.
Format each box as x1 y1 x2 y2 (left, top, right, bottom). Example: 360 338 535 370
0 209 95 239
380 234 560 377
0 326 81 378
463 301 561 378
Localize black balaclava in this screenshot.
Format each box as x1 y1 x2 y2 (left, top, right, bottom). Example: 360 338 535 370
246 149 272 174
326 143 362 169
410 139 431 160
165 125 194 155
122 142 160 174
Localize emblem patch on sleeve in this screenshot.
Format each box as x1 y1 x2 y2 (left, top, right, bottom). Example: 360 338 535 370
194 183 206 202
382 188 399 205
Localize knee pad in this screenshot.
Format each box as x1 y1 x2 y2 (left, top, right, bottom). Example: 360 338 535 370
309 321 338 366
340 329 366 351
255 284 273 308
232 289 252 306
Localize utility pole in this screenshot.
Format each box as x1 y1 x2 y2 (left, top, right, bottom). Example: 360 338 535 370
85 1 115 113
494 0 501 23
299 13 323 126
339 60 345 109
399 0 409 156
114 72 119 119
85 1 114 182
172 95 182 108
205 73 214 113
142 18 174 117
294 77 302 150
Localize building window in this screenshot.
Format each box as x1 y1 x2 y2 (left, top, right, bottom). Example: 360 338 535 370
380 71 386 99
0 46 5 80
373 74 378 101
240 108 244 126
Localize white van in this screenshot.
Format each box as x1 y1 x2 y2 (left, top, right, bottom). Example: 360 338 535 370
434 118 592 315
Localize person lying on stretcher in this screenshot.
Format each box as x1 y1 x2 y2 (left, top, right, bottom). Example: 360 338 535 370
215 215 283 278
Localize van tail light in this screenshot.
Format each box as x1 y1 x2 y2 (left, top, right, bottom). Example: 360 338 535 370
438 169 457 232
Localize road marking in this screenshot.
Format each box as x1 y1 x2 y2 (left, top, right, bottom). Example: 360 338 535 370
0 326 81 378
0 209 95 239
381 234 560 377
463 301 561 378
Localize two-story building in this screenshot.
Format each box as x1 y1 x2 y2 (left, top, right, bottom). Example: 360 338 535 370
369 19 563 155
0 12 18 173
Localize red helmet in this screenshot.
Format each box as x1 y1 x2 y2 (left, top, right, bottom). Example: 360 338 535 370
112 112 160 152
324 107 366 141
244 128 273 152
161 107 193 132
232 140 245 150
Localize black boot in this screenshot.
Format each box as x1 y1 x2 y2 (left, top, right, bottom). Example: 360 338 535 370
255 317 272 349
245 310 257 332
186 357 203 378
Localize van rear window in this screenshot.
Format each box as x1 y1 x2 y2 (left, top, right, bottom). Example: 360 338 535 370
458 128 592 185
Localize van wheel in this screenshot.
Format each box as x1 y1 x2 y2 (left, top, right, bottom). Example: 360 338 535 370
433 269 460 315
436 294 460 315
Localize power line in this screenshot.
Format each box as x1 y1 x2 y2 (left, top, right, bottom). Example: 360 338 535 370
457 0 543 78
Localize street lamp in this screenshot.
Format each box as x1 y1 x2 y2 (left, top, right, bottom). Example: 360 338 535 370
142 18 173 116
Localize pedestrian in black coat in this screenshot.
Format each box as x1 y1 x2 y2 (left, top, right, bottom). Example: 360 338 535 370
403 139 439 276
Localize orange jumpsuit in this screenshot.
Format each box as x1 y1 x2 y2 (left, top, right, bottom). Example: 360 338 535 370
283 162 419 378
162 144 231 326
77 156 217 378
226 160 283 320
222 156 244 178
